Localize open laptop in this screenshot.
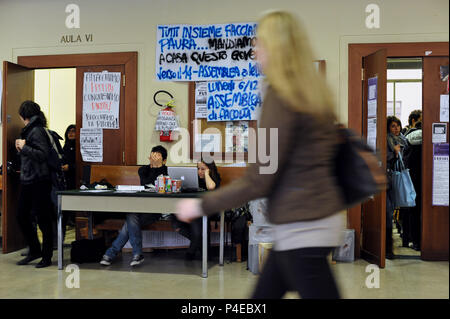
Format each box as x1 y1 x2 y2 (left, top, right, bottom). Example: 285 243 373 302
167 167 204 192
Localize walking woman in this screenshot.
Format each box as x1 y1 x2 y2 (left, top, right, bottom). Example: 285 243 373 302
15 101 54 268
176 11 345 299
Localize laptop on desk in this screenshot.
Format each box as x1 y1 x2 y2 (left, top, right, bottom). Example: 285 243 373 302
167 167 204 192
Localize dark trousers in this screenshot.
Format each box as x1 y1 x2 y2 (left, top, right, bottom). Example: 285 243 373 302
173 216 211 255
251 247 340 299
17 180 54 261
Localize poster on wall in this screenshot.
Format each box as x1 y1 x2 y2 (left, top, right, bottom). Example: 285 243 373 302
156 22 261 82
80 128 103 162
367 77 378 151
225 121 249 153
82 72 121 129
432 123 447 144
206 79 263 122
195 82 208 119
432 143 449 206
440 94 449 122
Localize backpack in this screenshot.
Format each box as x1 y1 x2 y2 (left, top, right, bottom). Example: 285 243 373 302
334 127 387 208
70 238 106 264
43 128 67 206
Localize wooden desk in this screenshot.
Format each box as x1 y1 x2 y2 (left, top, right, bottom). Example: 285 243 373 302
57 190 225 278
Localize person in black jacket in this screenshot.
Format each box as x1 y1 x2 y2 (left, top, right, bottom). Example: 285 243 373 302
403 120 423 250
100 145 168 267
61 124 76 228
15 101 54 268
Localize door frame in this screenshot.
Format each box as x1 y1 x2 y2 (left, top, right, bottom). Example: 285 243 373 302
347 42 449 259
17 52 137 164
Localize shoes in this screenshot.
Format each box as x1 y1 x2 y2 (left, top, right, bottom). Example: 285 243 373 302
412 243 421 251
130 254 144 267
17 254 41 265
386 252 395 260
100 255 113 266
35 259 52 268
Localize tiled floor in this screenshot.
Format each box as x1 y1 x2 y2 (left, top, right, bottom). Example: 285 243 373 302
0 229 448 299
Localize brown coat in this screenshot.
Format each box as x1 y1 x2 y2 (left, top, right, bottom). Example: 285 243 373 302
201 88 344 224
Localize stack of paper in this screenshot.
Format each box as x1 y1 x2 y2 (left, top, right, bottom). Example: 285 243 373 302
116 185 145 191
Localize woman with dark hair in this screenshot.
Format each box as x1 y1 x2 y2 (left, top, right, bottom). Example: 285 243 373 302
62 124 76 190
15 100 54 268
173 159 221 260
386 116 408 259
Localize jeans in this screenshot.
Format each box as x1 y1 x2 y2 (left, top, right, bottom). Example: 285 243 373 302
251 247 340 299
105 213 161 258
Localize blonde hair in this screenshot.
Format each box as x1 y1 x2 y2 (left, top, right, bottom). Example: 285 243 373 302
257 11 336 119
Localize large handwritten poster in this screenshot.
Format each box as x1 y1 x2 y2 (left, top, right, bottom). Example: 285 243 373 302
156 22 261 82
83 72 121 129
206 79 263 121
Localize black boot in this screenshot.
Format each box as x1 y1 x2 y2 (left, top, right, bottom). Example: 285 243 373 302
17 254 41 265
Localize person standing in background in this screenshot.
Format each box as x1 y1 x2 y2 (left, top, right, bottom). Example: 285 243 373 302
403 119 423 251
62 124 77 228
386 116 408 259
15 101 54 268
176 11 345 299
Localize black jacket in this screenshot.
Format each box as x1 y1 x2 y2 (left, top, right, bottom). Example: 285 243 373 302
63 140 76 189
19 115 50 185
138 165 167 186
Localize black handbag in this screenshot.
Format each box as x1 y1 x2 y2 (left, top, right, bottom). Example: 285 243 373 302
334 127 387 207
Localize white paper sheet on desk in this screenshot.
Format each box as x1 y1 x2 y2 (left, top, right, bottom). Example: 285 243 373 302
116 185 145 191
80 189 111 193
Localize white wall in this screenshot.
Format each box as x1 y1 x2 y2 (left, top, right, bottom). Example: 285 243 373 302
0 0 448 164
34 68 76 140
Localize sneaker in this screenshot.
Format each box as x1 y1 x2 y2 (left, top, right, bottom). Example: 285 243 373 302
100 255 113 266
130 254 144 267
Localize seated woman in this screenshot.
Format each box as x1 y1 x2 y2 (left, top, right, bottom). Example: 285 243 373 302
173 159 221 260
100 145 168 267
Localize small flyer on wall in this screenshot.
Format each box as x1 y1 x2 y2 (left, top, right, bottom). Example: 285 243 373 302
433 143 449 206
432 123 448 144
440 94 449 122
80 128 103 162
195 82 208 119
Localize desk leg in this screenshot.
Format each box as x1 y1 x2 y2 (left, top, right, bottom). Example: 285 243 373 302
88 212 93 240
57 195 63 270
202 215 208 278
219 210 224 266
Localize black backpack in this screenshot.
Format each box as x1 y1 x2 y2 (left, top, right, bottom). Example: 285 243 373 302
334 127 387 208
43 128 67 206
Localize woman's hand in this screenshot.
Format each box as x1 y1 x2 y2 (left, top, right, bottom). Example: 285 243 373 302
62 164 69 172
394 144 401 155
176 199 203 223
15 139 25 151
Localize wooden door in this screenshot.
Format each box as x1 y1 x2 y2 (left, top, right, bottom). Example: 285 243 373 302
360 49 387 268
75 65 126 186
1 62 34 253
421 56 449 261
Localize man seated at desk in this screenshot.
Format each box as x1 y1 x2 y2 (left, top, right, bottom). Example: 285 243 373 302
100 145 168 267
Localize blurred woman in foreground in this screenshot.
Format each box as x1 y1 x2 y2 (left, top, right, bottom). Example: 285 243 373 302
176 11 345 299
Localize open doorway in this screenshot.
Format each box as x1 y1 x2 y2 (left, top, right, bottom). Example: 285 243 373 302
386 58 422 259
348 42 448 267
33 68 77 247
